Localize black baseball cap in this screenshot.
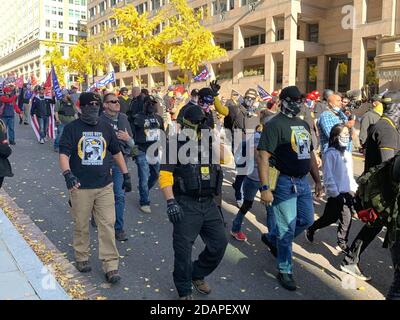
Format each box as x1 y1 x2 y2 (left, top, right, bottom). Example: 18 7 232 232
79 92 101 106
280 86 303 101
199 87 217 98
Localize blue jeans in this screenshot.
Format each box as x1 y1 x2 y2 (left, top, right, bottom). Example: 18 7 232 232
268 174 314 274
54 123 65 149
232 177 260 233
135 150 160 206
1 117 15 143
38 117 49 140
112 164 125 231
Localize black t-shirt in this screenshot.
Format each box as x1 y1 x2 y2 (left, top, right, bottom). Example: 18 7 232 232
59 119 121 189
132 112 164 152
257 112 313 177
365 118 400 171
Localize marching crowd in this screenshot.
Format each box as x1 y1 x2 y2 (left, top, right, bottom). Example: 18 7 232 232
0 80 399 300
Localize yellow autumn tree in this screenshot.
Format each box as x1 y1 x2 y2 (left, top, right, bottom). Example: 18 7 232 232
43 33 67 86
112 5 167 71
167 0 226 81
67 38 110 87
109 1 225 87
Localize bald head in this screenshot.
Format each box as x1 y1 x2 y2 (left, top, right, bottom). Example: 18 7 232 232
327 94 342 109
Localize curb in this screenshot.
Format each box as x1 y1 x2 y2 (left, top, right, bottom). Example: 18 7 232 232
0 209 70 300
0 190 102 300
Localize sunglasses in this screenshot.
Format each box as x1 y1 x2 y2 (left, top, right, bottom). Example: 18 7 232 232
105 100 119 104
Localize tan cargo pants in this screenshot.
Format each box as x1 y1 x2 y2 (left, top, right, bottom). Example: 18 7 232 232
70 183 119 273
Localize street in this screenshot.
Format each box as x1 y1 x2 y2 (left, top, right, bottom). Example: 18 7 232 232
3 123 393 300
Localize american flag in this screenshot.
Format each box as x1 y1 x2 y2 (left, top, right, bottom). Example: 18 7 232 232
193 67 211 82
257 85 272 101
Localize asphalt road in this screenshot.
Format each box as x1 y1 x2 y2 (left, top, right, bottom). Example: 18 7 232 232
3 122 393 300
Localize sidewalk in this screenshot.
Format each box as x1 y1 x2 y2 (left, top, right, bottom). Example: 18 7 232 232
0 209 70 300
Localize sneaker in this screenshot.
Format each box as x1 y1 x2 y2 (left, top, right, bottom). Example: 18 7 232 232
24 122 29 125
105 270 121 284
230 230 247 241
305 229 314 243
75 261 92 273
140 205 152 214
179 294 193 300
192 279 211 295
261 233 277 258
277 272 297 291
39 139 44 144
340 263 372 281
115 230 128 242
9 141 16 146
236 199 244 208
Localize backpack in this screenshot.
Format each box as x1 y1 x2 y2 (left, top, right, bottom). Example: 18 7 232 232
356 155 400 247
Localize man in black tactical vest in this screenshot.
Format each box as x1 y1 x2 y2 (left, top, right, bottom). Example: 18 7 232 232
159 104 229 300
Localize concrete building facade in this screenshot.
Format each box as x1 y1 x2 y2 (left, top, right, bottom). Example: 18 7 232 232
87 0 400 96
0 0 87 84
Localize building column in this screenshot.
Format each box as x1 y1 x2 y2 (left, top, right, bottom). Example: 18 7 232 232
317 55 327 92
264 52 275 92
120 61 127 73
233 25 244 50
296 58 307 93
382 0 396 36
282 6 298 87
148 72 154 89
232 58 243 84
350 37 366 90
265 16 276 43
207 63 216 80
164 70 171 88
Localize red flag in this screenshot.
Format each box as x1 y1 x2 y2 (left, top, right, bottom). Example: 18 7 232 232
15 76 24 89
44 72 52 97
30 74 38 86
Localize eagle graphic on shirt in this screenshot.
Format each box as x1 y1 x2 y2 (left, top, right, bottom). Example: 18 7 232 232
77 132 107 165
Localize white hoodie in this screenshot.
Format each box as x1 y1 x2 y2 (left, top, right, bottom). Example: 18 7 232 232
323 147 358 198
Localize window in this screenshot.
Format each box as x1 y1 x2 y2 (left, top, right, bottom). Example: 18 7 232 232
308 24 319 43
244 34 266 47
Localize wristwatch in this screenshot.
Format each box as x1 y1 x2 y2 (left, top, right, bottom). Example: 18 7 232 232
259 184 270 192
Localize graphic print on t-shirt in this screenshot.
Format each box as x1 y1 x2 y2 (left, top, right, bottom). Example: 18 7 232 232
77 132 107 165
290 126 311 160
144 118 161 142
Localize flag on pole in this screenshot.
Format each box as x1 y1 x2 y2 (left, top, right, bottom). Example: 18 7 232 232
30 74 38 86
30 104 56 141
257 85 272 101
44 72 52 98
96 71 115 88
193 67 211 82
51 65 63 100
15 76 24 89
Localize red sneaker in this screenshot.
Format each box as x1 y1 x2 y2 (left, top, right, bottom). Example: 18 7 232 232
230 231 247 241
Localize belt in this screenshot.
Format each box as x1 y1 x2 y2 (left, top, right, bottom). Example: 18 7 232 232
280 173 307 180
176 194 214 202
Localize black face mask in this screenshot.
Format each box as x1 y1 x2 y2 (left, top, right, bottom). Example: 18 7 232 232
145 103 157 115
80 104 101 126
